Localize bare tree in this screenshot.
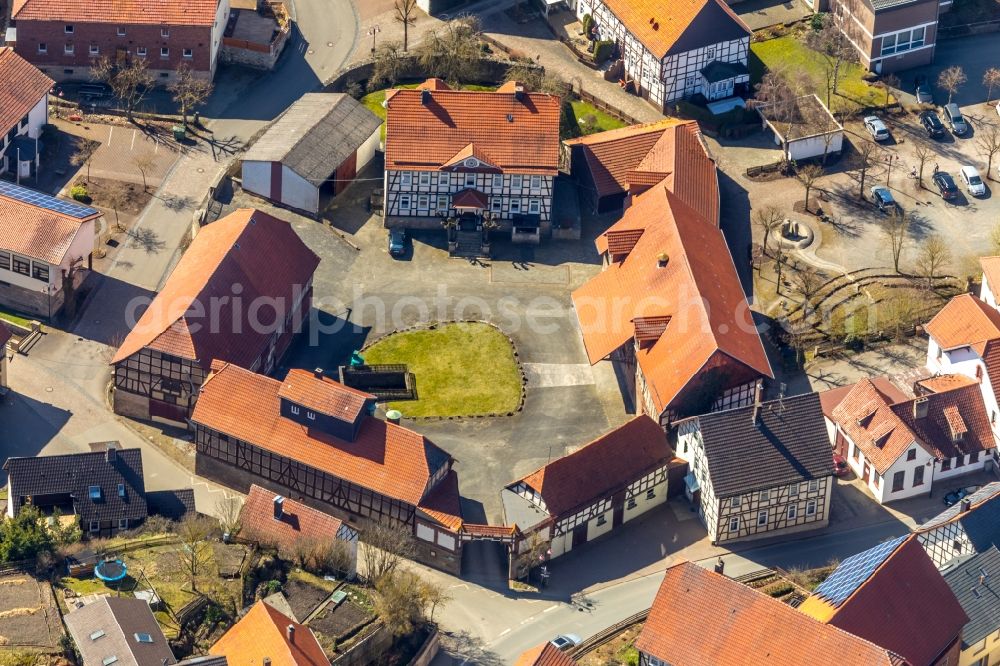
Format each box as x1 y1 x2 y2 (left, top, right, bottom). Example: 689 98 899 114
754 70 799 127
168 64 213 128
176 514 215 592
90 56 154 121
374 571 426 637
132 151 155 192
215 495 244 538
503 64 568 97
882 207 910 273
369 40 405 90
420 580 450 622
71 138 101 183
393 0 419 51
854 138 879 199
796 163 824 213
806 16 856 108
753 205 785 258
359 522 414 584
103 181 130 232
915 235 952 291
876 286 920 341
880 73 900 110
912 141 934 188
790 264 824 309
937 65 967 104
418 17 483 84
978 124 1000 181
984 67 1000 103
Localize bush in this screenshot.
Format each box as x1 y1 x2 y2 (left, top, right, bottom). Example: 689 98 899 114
843 333 865 352
810 12 826 30
592 39 615 64
70 184 91 203
581 13 593 37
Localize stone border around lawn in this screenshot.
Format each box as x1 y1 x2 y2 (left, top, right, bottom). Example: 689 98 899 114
359 319 527 421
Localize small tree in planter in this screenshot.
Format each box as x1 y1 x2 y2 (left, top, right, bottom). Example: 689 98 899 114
440 214 458 252
481 212 500 254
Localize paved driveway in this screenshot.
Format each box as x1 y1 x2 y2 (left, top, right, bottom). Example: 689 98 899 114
734 0 812 31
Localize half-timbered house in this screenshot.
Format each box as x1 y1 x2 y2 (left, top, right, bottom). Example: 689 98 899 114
573 0 752 111
826 375 997 504
915 482 1000 569
501 415 670 570
111 208 319 424
190 363 465 574
572 178 772 424
674 393 833 545
383 79 561 252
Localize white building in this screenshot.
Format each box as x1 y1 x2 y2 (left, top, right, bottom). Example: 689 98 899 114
574 0 752 110
0 181 99 319
979 256 1000 310
758 94 844 162
0 47 52 180
674 393 833 545
500 415 670 569
826 375 997 504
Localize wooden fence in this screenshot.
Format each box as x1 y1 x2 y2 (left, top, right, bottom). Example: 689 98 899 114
574 87 643 126
568 609 650 658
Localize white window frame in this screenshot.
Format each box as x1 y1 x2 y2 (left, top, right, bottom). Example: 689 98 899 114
438 172 449 187
789 483 799 497
89 44 99 56
528 199 540 214
529 175 541 191
417 194 430 210
729 516 740 532
510 199 521 214
490 198 502 212
64 44 75 55
806 500 817 516
161 28 170 38
808 479 819 493
400 172 412 186
399 194 411 210
37 43 47 54
89 520 100 532
136 46 147 57
118 518 128 530
464 173 476 187
645 488 655 500
511 174 523 188
729 496 740 509
117 26 126 36
757 510 768 526
436 195 449 211
419 172 431 186
787 504 797 520
492 174 503 188
758 489 770 502
182 48 193 59
64 25 74 34
160 47 169 58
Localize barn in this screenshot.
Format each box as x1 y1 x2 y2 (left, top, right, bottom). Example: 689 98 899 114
241 93 382 216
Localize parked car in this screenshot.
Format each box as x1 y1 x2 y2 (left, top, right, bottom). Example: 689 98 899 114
960 165 986 196
943 103 968 135
943 485 981 506
920 110 946 138
387 228 407 257
551 635 581 651
871 185 896 211
915 80 933 104
833 453 850 477
863 115 890 141
933 171 959 200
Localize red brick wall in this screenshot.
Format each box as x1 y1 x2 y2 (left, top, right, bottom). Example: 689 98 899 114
13 20 214 80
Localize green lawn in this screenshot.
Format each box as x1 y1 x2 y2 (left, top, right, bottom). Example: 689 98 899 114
362 322 522 418
567 100 627 138
0 308 32 329
750 35 892 113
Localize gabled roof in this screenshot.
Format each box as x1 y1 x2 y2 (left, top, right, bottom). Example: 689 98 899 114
917 483 1000 557
818 376 908 420
210 601 327 666
572 183 771 415
111 209 319 368
636 561 906 666
277 368 373 422
239 484 356 556
191 363 453 508
942 546 1000 649
514 642 576 666
3 446 147 525
925 294 1000 354
680 393 832 497
799 535 967 666
0 180 100 265
509 415 670 518
13 0 219 25
242 93 382 182
0 48 52 135
979 256 1000 297
384 80 561 175
599 0 751 58
65 597 175 666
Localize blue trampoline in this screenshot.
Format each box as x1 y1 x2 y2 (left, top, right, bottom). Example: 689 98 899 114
95 559 127 583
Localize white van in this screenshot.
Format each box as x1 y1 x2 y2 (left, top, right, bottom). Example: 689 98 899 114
960 165 986 196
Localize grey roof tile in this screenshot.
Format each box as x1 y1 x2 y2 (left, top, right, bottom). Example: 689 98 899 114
942 546 1000 647
65 597 175 666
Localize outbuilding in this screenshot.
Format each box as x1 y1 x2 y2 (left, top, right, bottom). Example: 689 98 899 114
241 93 381 216
757 94 843 162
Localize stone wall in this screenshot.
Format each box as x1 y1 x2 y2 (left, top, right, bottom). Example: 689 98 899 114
112 388 151 421
0 282 53 320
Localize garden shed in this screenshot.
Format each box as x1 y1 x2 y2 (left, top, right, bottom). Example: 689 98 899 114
757 94 843 162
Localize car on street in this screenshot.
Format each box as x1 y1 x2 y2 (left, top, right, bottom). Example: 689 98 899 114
960 165 986 196
920 110 946 138
915 81 933 104
551 635 581 651
863 115 890 141
387 228 407 257
871 185 896 211
833 453 850 477
943 485 981 506
933 171 959 200
943 103 968 135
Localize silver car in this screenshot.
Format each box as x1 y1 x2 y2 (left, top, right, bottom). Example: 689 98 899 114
944 103 968 135
863 115 890 141
960 165 986 196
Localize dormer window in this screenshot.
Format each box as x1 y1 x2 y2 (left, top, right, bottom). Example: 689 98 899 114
307 411 316 420
290 404 300 415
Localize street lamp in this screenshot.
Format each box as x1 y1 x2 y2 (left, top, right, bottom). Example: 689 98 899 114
885 152 896 186
368 25 380 53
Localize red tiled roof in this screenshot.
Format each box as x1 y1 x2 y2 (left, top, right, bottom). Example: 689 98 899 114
605 228 645 256
512 415 670 518
239 484 353 555
384 82 561 175
112 209 320 368
980 256 1000 296
572 184 772 415
451 188 489 209
13 0 219 26
565 119 680 197
915 373 976 393
0 185 100 265
633 315 671 343
417 469 463 532
925 294 1000 354
800 536 966 666
0 48 52 136
818 377 907 420
277 369 373 423
597 0 751 58
210 600 328 666
191 363 453 508
514 643 576 666
636 561 906 666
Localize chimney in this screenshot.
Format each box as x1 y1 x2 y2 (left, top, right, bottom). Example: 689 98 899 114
421 89 431 105
386 409 402 425
913 397 929 419
286 624 295 643
313 367 324 379
105 443 117 463
514 84 525 102
714 557 725 575
273 496 285 520
263 659 271 666
656 252 669 268
960 498 972 513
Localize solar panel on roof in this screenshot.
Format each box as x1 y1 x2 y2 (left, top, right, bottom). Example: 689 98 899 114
813 535 908 607
0 180 98 219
